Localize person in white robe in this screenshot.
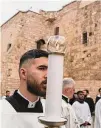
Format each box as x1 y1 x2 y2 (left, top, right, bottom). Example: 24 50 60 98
72 91 92 128
2 90 11 99
62 78 80 128
1 49 49 128
95 99 101 128
1 49 68 128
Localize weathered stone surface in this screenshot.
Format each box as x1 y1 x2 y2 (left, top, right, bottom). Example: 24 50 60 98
1 1 101 99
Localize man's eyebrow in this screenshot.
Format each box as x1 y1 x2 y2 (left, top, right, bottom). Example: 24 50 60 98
38 65 48 67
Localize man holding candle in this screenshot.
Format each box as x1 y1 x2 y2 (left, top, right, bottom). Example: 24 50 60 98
1 33 68 128
1 49 76 128
1 49 49 128
62 78 80 128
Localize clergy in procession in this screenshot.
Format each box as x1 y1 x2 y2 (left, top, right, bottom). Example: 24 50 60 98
95 88 101 104
1 49 49 128
1 48 71 128
72 91 92 128
62 78 80 128
95 99 101 128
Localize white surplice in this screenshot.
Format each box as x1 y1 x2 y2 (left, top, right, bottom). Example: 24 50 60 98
1 99 67 128
95 99 101 128
61 99 80 128
1 99 45 128
72 101 92 128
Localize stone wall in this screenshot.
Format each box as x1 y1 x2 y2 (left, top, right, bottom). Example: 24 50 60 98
1 1 101 99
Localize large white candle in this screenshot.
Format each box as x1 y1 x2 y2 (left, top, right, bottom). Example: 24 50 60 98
45 54 64 121
45 35 66 121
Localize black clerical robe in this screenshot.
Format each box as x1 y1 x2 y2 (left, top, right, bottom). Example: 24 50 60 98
6 90 43 113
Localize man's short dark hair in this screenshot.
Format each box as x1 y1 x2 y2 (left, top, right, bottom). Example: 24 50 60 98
98 88 101 92
19 49 49 69
83 89 89 94
6 90 10 93
77 91 83 95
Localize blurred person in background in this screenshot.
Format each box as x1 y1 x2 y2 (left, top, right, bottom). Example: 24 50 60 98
69 92 78 105
72 91 92 128
83 89 95 116
95 88 101 104
62 78 80 128
2 90 11 99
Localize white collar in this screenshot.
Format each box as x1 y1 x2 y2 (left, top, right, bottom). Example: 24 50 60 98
17 90 39 108
87 95 91 98
62 94 69 102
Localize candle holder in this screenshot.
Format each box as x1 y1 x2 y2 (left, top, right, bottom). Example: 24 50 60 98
38 116 67 128
38 34 66 128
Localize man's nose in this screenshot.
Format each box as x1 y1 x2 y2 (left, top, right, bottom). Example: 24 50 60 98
44 70 47 79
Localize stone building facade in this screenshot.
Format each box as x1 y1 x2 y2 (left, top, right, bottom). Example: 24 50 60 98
1 1 101 99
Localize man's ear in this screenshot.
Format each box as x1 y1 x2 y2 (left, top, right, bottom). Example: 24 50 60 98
19 68 27 80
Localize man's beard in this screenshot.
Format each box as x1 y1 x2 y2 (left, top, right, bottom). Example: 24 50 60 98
78 98 84 103
27 79 47 97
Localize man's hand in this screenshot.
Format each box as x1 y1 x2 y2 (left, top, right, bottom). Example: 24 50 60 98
80 121 91 126
84 121 91 126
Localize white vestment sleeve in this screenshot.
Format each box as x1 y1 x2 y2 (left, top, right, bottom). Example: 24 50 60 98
95 99 101 128
1 99 45 128
61 100 80 128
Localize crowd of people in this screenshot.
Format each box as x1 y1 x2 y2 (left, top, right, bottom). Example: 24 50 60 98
62 78 101 128
1 49 101 128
